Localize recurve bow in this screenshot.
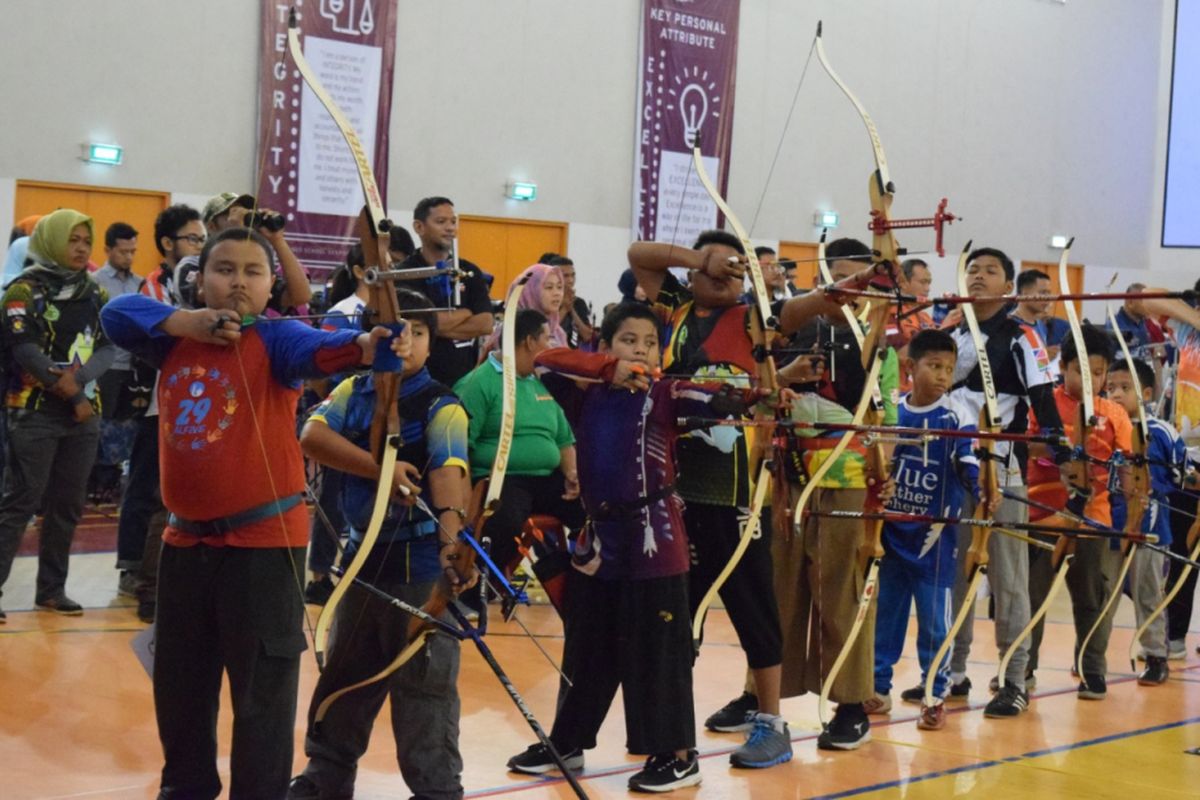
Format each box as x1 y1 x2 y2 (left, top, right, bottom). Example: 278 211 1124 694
997 238 1088 691
687 131 781 654
923 240 1001 706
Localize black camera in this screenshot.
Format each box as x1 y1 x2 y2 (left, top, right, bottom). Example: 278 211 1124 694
247 210 286 232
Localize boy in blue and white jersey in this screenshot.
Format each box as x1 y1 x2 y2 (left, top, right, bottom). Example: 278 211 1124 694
870 330 979 730
1106 357 1187 685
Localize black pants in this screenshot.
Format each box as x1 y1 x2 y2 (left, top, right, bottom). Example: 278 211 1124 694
154 544 307 800
478 471 586 572
300 580 463 800
307 466 345 575
549 570 695 755
116 416 161 569
686 502 783 669
1167 490 1200 642
0 411 98 603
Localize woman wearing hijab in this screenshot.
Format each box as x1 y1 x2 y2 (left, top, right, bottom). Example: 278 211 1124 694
0 209 114 619
481 262 569 358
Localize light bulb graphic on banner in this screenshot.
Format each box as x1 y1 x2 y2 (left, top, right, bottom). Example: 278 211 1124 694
679 83 708 148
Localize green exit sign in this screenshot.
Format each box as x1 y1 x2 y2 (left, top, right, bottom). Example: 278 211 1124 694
505 181 537 201
84 143 123 165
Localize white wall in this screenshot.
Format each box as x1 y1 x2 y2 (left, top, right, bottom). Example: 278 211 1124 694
0 0 1185 313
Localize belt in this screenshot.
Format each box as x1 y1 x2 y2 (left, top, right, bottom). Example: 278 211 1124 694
589 484 675 522
168 494 304 538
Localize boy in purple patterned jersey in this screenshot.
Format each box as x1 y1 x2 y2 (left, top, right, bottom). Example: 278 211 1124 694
506 303 746 793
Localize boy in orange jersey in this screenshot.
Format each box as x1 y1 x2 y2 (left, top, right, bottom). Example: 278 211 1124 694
101 227 409 800
1024 323 1131 700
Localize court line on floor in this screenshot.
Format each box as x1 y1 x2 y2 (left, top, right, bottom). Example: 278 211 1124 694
464 663 1200 798
806 715 1200 799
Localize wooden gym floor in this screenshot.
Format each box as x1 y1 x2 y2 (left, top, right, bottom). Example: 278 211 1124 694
3 506 1200 798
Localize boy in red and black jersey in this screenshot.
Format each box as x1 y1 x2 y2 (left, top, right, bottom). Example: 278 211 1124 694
628 230 885 765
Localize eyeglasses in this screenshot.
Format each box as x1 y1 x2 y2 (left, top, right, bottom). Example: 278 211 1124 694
172 235 206 246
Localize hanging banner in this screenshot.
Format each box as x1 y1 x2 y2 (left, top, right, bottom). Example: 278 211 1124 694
633 0 741 245
257 0 398 278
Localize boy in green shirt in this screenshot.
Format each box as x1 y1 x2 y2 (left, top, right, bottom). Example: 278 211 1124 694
453 309 585 583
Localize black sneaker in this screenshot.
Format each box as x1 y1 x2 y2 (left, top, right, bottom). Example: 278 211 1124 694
1138 656 1169 686
35 595 83 616
286 774 351 800
304 576 334 606
817 703 871 751
137 600 156 624
507 742 585 775
628 750 701 792
948 676 971 700
983 685 1029 718
704 691 758 732
0 608 6 623
899 685 924 704
1077 673 1107 700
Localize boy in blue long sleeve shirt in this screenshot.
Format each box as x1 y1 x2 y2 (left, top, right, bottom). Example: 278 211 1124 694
1106 358 1187 684
870 330 979 730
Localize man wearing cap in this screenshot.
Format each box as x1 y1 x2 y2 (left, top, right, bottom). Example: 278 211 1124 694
177 193 311 312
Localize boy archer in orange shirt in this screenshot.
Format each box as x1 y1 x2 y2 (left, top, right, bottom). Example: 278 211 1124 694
1024 323 1131 700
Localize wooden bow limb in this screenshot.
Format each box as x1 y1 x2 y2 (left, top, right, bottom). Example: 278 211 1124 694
686 133 782 655
921 241 1003 706
807 19 916 727
1128 516 1200 670
238 9 408 681
399 273 529 653
288 9 431 705
998 238 1090 692
1075 291 1152 678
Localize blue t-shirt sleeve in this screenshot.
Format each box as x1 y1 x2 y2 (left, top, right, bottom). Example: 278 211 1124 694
98 293 177 367
952 398 980 499
426 398 470 475
309 375 357 434
321 310 359 332
259 319 360 386
1148 423 1184 497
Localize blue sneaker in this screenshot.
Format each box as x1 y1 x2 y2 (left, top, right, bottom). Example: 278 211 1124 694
730 713 793 768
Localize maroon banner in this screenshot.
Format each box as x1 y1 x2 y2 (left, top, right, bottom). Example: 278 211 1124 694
257 1 397 278
633 0 741 245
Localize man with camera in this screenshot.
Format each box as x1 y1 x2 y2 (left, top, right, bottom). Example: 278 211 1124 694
175 193 312 312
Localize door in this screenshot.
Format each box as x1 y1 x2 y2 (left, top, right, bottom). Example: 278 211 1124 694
1020 260 1084 320
778 241 820 290
13 181 169 279
457 215 569 300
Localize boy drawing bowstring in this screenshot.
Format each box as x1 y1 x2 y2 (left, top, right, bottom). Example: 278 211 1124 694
99 226 411 798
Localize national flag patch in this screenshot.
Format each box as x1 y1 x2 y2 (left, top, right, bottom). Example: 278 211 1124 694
1032 344 1051 371
6 302 26 316
1021 327 1052 372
